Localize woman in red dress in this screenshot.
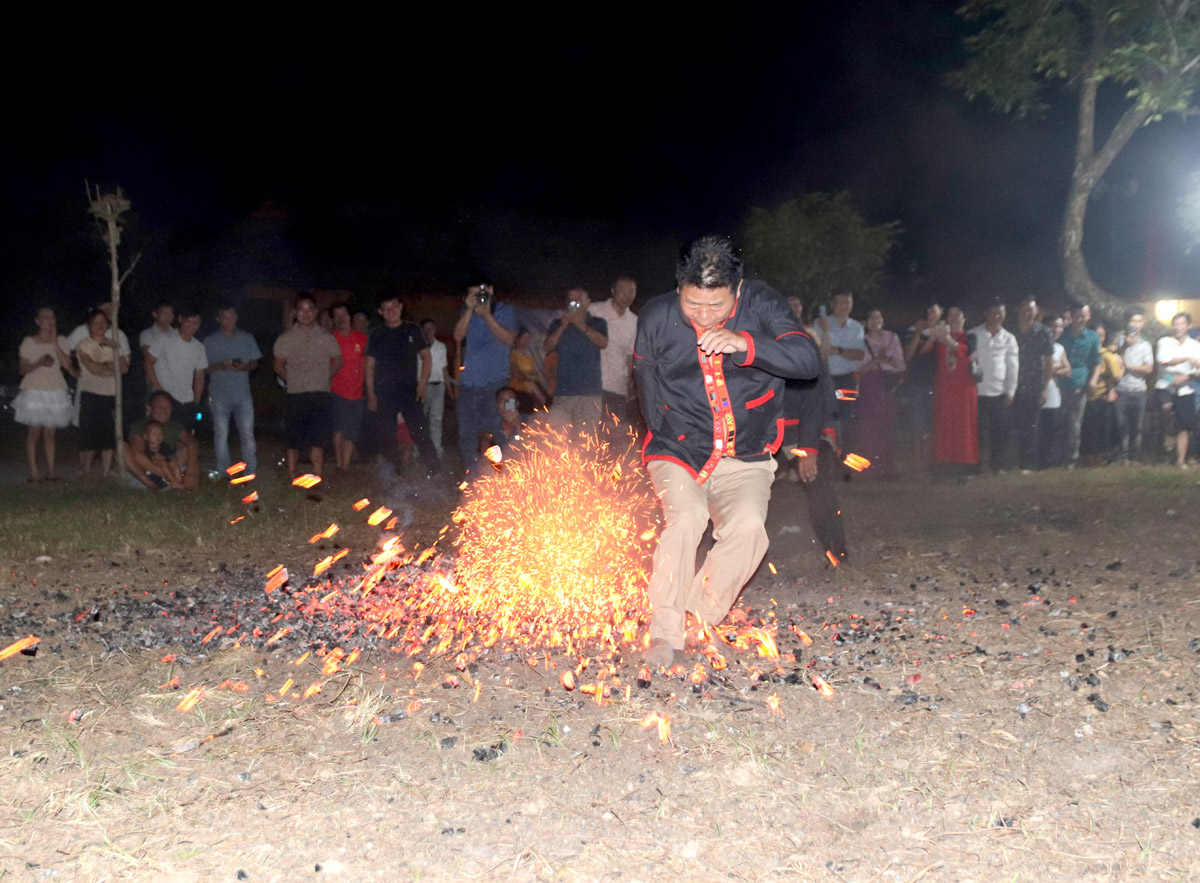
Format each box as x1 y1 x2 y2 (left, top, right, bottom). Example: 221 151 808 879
931 306 979 470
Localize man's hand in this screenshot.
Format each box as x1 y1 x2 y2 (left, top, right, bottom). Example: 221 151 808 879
797 455 818 483
39 354 55 367
416 381 427 403
366 393 378 412
1003 394 1013 407
697 329 747 356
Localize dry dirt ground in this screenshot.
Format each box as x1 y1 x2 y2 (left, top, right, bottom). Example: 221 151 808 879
2 467 1200 882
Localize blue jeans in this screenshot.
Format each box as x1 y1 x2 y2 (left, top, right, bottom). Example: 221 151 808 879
211 394 256 474
457 384 504 475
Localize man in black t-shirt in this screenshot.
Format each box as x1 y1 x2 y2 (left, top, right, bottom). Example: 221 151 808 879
364 296 441 476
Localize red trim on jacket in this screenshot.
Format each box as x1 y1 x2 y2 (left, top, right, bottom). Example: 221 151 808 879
745 388 775 410
782 418 800 427
737 331 756 366
775 329 811 341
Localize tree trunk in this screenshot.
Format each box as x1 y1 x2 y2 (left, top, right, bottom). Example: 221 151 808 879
107 215 126 479
1060 62 1151 323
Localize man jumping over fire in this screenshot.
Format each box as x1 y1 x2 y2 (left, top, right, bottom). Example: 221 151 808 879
634 236 822 669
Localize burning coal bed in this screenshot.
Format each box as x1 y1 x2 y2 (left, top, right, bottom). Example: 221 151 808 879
2 428 1133 739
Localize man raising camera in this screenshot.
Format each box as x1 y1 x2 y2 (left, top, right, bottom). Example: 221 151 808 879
453 283 518 476
543 287 608 431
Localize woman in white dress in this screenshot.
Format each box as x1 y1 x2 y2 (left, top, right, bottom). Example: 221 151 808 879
14 307 76 482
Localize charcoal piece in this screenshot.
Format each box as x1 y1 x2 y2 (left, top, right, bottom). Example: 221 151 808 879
1085 674 1101 687
237 872 249 880
429 712 441 723
440 736 458 750
1092 697 1110 712
993 816 1016 828
473 742 506 762
1105 561 1122 571
896 691 919 705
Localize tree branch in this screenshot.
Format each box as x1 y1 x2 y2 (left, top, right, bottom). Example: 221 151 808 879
118 253 142 285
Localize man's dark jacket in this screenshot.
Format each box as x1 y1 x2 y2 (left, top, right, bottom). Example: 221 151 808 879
634 280 822 483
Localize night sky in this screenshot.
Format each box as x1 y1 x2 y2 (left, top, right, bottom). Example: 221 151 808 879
4 1 1198 345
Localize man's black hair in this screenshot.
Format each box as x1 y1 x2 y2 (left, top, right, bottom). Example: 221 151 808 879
294 291 317 308
676 236 743 290
376 293 403 308
148 390 173 406
1124 306 1146 322
1173 311 1192 325
217 303 237 314
495 386 518 403
177 305 201 319
153 300 175 312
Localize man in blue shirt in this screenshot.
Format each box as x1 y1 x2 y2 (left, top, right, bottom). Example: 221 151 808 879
203 304 261 475
544 288 608 431
452 283 519 476
1057 304 1101 467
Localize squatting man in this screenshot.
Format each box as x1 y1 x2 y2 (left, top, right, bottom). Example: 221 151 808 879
634 236 822 668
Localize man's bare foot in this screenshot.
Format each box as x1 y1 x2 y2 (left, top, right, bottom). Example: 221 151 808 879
642 638 676 669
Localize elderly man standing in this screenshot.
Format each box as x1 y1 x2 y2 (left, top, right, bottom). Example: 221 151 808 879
544 287 608 431
970 300 1020 472
588 276 638 424
635 236 822 668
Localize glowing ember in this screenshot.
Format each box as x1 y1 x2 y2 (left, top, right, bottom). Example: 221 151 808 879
353 498 370 511
482 444 503 466
640 712 671 743
309 524 339 543
826 550 840 567
765 694 783 715
367 506 393 526
787 447 810 458
843 453 870 472
241 492 259 504
225 462 246 476
767 562 777 575
812 674 835 699
0 635 39 660
176 687 205 712
834 388 858 402
791 626 814 647
230 474 256 485
229 516 246 525
292 474 322 488
265 565 288 593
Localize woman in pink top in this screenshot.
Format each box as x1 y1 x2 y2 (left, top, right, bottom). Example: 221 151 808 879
853 309 905 476
14 307 75 482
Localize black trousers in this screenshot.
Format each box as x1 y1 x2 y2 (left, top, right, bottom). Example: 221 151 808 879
800 442 848 562
1010 393 1041 470
366 389 440 474
976 395 1011 471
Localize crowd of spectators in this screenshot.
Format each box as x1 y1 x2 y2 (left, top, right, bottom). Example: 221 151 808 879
11 284 1199 488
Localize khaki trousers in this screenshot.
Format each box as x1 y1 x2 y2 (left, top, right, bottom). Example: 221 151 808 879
646 456 776 648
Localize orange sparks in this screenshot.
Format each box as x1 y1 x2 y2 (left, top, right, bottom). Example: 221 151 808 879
266 627 291 645
826 550 841 567
265 565 288 593
175 687 205 712
765 694 783 715
792 626 814 647
241 492 259 503
367 506 393 526
751 627 780 660
641 712 671 743
277 677 294 697
225 462 247 476
788 447 810 457
384 517 398 531
835 388 858 402
0 636 40 660
292 474 322 488
161 654 178 663
230 473 257 485
767 562 777 575
639 527 657 541
812 674 835 699
201 626 222 644
159 675 180 689
309 523 340 544
843 453 871 472
561 671 575 690
229 516 246 525
353 498 370 511
302 683 322 699
482 444 503 466
345 649 361 665
473 681 482 703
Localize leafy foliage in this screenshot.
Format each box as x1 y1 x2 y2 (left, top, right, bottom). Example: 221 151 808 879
742 192 901 306
950 0 1200 121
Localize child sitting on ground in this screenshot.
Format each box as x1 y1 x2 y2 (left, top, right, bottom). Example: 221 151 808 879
142 420 184 489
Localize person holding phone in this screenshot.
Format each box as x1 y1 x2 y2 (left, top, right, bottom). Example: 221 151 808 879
204 304 261 476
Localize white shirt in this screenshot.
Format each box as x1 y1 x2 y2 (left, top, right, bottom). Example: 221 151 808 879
421 339 448 382
588 299 638 395
969 323 1019 398
1155 335 1200 393
819 316 865 377
149 334 208 403
1043 342 1065 409
140 324 178 353
1116 337 1153 394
